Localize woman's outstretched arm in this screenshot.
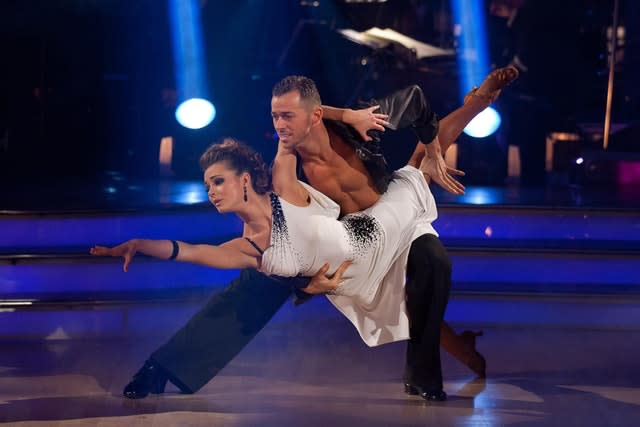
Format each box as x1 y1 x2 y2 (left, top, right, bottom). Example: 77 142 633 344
90 237 259 272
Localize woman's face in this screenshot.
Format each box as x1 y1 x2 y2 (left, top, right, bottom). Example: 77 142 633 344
203 161 246 213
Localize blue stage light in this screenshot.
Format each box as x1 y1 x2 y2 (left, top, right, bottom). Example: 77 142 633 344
452 0 502 138
175 98 216 130
169 0 215 130
451 0 490 98
463 106 502 138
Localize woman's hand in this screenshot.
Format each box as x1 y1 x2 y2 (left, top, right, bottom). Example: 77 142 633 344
302 260 352 295
343 106 390 142
420 140 466 195
90 240 138 272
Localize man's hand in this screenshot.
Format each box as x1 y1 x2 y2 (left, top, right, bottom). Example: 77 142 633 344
90 240 138 272
301 260 352 295
343 106 390 142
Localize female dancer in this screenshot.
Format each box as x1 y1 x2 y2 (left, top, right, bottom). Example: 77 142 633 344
92 137 445 396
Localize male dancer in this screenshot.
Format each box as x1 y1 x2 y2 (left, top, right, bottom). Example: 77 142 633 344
122 68 517 400
271 76 450 399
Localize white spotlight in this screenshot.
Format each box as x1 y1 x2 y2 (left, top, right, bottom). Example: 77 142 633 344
463 106 502 138
175 98 216 130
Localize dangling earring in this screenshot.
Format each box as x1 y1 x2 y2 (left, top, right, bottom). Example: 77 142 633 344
243 184 248 202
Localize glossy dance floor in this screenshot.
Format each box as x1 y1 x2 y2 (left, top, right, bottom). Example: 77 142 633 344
1 295 640 427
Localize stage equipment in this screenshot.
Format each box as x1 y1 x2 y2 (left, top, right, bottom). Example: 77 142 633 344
603 0 620 149
337 27 454 60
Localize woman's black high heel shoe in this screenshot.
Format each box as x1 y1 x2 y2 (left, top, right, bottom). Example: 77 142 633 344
404 383 447 402
123 359 169 399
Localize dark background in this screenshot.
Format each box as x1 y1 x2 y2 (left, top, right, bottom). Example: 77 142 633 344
0 0 636 186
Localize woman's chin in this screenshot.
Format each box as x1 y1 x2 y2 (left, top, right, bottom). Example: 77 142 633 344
215 205 236 214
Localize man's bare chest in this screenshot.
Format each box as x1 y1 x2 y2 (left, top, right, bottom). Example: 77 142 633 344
303 162 379 214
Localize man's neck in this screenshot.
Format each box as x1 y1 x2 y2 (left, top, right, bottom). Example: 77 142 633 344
295 122 332 162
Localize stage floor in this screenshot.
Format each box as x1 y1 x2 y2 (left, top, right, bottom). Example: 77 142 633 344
1 295 639 426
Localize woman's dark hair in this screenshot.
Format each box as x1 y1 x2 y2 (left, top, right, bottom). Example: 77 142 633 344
199 138 271 194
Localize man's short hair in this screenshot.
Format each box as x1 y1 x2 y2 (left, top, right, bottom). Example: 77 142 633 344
272 75 322 107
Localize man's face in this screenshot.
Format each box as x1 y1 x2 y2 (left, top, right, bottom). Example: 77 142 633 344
271 90 315 149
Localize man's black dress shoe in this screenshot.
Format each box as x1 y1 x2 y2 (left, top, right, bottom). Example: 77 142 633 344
123 359 168 399
404 383 448 402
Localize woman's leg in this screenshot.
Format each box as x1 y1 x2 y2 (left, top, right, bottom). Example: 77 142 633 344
407 100 487 168
409 66 520 164
440 321 486 377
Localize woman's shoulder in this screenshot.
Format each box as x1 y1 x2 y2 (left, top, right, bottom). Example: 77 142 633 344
297 181 341 213
274 181 341 220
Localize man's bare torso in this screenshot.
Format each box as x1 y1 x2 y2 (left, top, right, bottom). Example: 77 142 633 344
301 127 381 215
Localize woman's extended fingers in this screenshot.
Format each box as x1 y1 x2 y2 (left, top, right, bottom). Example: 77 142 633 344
443 173 465 195
421 156 462 195
122 253 132 272
446 166 466 176
89 245 111 256
90 244 133 272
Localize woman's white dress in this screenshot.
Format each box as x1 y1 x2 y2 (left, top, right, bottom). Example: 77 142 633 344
259 165 438 346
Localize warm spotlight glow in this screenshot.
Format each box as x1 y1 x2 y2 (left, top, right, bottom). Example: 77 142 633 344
159 137 174 166
463 107 502 138
159 136 174 176
175 98 216 129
